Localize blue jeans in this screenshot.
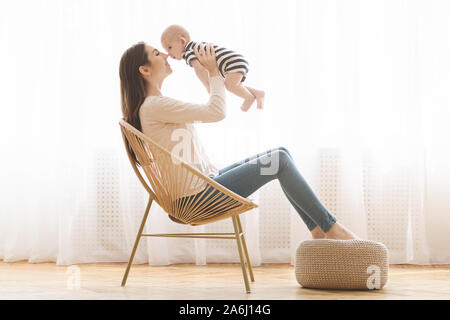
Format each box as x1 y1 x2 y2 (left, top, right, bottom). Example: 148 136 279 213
179 147 337 232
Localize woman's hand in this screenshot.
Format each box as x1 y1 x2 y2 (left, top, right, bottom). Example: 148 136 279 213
193 43 219 77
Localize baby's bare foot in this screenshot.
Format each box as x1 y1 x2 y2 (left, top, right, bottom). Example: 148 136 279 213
240 97 255 112
253 90 265 109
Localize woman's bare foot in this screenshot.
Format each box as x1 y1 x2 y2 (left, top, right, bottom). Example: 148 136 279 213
311 226 326 239
325 222 360 240
240 96 256 112
253 89 265 109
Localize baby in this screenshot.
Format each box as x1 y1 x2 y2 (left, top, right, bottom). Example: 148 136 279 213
161 24 265 112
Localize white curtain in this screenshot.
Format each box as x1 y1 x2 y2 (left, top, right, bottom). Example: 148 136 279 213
1 0 449 266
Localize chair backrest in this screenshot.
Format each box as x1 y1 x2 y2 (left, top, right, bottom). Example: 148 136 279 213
119 120 258 225
119 120 159 205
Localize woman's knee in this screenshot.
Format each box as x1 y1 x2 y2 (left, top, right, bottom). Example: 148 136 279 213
277 146 292 158
269 149 291 171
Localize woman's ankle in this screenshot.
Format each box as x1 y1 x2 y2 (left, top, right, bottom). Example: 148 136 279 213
311 226 326 239
325 222 359 240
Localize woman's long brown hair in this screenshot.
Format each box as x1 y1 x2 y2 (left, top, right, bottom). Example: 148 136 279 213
119 42 151 166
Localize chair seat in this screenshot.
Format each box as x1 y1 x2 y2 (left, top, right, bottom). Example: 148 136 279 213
170 185 247 225
168 215 186 224
295 239 389 290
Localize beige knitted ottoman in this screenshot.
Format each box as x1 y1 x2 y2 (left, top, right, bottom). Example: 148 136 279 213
295 239 389 290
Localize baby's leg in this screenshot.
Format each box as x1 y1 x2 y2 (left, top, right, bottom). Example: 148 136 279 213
245 86 265 109
224 73 255 112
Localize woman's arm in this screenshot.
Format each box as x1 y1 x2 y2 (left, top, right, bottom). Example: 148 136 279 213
142 43 225 124
191 59 210 94
143 76 226 123
194 43 220 77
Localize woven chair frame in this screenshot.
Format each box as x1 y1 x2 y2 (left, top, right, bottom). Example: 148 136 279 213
119 119 258 293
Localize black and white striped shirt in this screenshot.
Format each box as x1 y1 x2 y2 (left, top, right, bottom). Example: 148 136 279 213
182 41 249 80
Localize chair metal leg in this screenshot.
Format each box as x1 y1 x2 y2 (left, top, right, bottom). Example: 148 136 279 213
232 216 251 293
236 215 255 282
121 195 153 287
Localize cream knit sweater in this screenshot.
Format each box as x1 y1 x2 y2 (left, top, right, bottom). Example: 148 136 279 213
138 76 226 196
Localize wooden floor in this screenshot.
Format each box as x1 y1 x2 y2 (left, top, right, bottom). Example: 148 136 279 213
0 261 449 300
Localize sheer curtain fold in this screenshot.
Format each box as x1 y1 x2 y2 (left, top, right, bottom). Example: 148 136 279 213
1 0 449 266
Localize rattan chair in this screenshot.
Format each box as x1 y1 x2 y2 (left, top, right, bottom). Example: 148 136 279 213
119 119 259 293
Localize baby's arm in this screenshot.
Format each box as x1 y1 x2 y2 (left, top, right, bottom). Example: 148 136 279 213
191 59 210 94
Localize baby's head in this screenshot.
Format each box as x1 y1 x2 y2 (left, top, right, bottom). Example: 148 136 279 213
161 24 191 60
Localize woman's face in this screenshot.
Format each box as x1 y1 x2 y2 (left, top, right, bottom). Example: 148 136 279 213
143 44 172 79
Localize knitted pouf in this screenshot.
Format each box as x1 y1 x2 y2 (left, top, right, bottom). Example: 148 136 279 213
295 239 389 290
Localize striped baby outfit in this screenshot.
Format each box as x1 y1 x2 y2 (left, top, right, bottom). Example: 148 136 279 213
182 41 249 82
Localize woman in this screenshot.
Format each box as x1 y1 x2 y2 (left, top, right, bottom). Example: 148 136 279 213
119 41 359 240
